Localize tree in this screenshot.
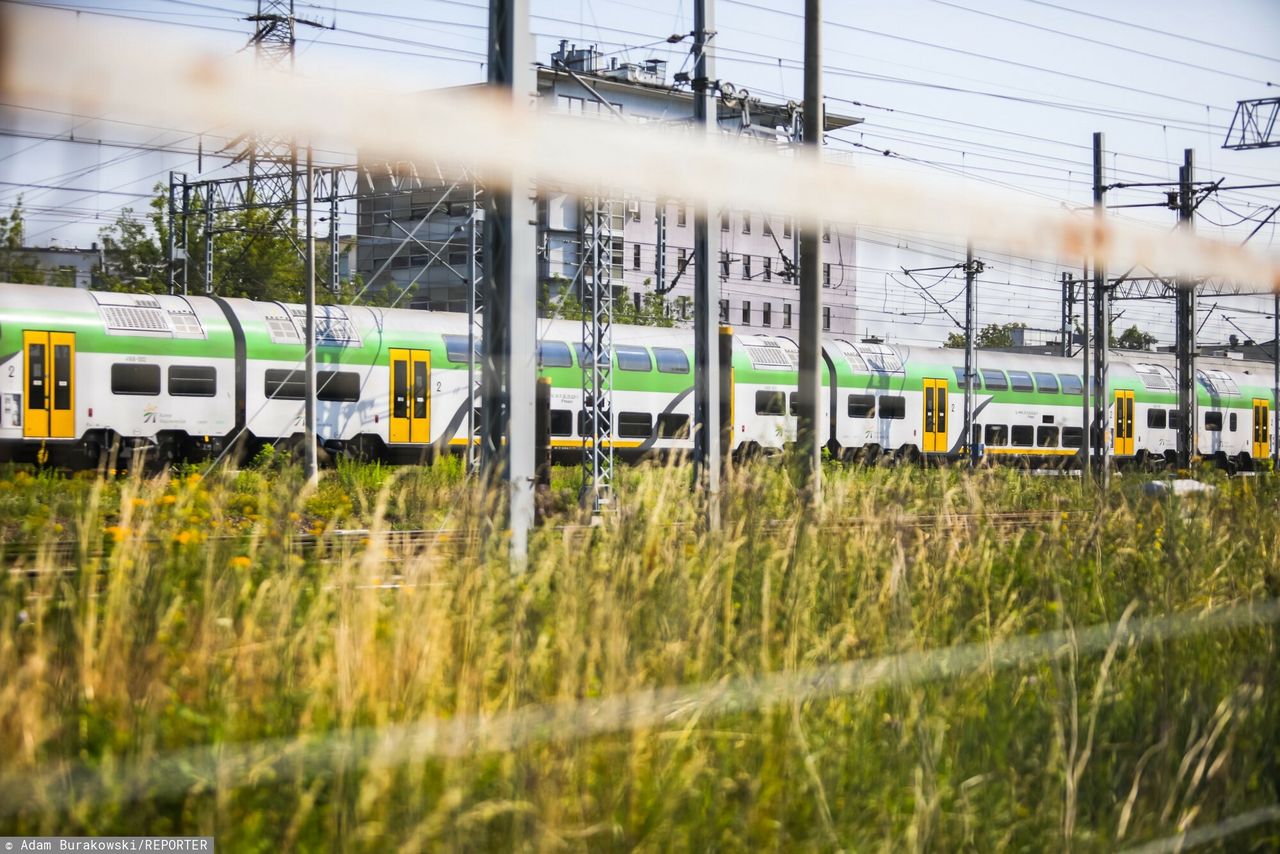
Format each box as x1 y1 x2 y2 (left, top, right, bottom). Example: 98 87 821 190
98 206 166 292
1114 324 1157 351
944 322 1027 349
0 199 45 285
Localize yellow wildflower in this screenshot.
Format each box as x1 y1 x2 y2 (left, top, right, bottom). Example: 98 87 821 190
160 495 177 506
230 555 252 570
104 525 127 543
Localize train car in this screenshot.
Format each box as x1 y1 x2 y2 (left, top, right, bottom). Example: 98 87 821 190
0 283 236 466
1 281 1272 471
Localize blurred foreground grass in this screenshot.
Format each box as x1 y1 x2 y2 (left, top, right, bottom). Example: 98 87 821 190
0 457 1278 851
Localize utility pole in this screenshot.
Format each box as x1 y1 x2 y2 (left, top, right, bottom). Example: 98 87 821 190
964 242 979 467
482 0 538 565
303 145 318 482
796 0 823 490
691 0 722 523
328 168 340 294
1081 257 1091 480
1060 271 1072 358
1176 148 1197 469
1092 132 1110 487
466 180 483 476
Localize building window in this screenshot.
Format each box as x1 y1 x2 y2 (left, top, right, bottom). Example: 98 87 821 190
677 205 687 227
762 303 772 327
784 218 792 239
627 199 640 222
720 211 729 231
720 251 730 278
678 247 688 269
742 213 751 235
823 263 832 286
763 257 772 282
822 224 831 243
559 95 584 115
719 298 729 321
822 306 831 331
783 303 792 329
742 301 751 325
632 243 641 270
763 218 773 238
742 255 752 280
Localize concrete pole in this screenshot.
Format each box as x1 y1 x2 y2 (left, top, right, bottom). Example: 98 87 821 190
796 0 823 491
691 0 722 524
1176 149 1197 469
1092 132 1109 488
484 0 538 564
964 242 978 467
303 144 318 482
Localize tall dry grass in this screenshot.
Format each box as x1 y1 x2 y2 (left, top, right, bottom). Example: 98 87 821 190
0 458 1277 850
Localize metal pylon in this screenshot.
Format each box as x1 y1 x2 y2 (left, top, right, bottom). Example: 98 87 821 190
581 193 616 512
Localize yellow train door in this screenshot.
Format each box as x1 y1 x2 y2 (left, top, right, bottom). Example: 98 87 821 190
22 330 75 439
388 348 430 444
1253 398 1270 460
922 378 948 453
1113 390 1134 456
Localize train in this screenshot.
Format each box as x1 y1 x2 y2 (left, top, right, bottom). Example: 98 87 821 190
0 281 1273 470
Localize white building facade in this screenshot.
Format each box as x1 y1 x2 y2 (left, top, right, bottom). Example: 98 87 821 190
357 42 862 334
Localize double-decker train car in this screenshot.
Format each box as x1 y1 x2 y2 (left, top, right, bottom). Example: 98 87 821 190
0 282 1272 470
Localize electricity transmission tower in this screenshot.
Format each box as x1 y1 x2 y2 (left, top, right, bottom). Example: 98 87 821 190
231 1 330 210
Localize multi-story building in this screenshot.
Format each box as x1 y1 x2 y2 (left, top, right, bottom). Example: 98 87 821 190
357 42 863 334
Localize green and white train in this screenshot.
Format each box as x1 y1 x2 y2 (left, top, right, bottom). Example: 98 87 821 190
0 282 1273 469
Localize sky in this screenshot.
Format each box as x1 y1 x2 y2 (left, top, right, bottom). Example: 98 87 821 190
1 0 1279 348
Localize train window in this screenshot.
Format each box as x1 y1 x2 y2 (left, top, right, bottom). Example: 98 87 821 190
1034 373 1059 393
111 363 161 396
981 369 1008 391
1204 411 1223 431
549 409 573 436
654 347 690 374
1059 374 1083 395
848 394 876 418
577 409 611 437
1037 426 1059 447
442 335 480 364
879 396 906 420
1061 427 1083 448
984 424 1008 446
789 393 798 416
1011 425 1034 447
314 371 360 403
539 341 573 368
1008 371 1035 393
657 412 690 438
617 411 653 438
574 343 609 368
411 364 426 418
264 368 306 401
615 345 653 372
1229 412 1238 432
27 342 46 409
755 390 786 415
1168 411 1181 430
168 365 216 397
1147 409 1167 429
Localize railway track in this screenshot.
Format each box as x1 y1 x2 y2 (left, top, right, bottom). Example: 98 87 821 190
2 509 1082 576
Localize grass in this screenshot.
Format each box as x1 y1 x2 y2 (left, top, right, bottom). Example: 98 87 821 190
0 457 1277 850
